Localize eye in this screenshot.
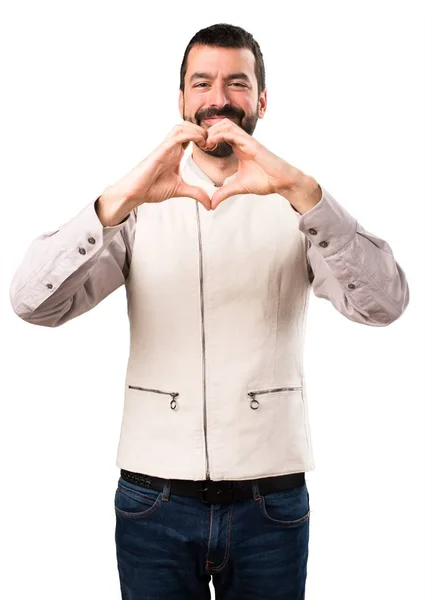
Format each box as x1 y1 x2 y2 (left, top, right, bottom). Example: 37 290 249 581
193 82 247 88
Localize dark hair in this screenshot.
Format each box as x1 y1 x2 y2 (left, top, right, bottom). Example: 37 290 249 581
179 23 266 97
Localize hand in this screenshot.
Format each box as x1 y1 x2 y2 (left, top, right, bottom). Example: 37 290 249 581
104 122 212 213
204 118 304 210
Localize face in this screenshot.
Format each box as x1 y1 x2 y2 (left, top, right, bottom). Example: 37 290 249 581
179 45 267 158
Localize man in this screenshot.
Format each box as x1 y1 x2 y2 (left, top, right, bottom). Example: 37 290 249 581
10 23 409 600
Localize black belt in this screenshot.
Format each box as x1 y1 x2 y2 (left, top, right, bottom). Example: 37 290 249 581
120 468 305 504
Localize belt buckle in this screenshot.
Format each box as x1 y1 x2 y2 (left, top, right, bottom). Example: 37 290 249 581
198 481 233 504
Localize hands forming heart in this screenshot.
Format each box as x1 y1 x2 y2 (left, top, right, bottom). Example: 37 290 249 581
97 118 320 228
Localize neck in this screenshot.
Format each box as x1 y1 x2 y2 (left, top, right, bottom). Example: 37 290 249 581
191 147 238 187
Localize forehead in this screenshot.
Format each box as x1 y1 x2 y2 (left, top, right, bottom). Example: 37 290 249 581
185 45 256 80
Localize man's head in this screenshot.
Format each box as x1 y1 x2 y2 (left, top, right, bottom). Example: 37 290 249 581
178 23 267 158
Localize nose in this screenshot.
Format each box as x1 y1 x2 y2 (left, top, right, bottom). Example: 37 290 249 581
207 82 231 111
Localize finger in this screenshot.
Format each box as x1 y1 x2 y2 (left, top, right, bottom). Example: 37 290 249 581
210 182 243 210
170 131 208 151
180 120 209 133
181 122 210 148
181 123 209 148
169 122 207 139
177 183 212 211
183 136 208 150
165 124 208 148
205 129 245 151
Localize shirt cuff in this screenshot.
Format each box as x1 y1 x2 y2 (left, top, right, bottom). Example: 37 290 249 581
297 185 357 257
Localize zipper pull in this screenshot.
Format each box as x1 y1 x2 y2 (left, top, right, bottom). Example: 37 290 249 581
247 392 260 410
169 393 179 410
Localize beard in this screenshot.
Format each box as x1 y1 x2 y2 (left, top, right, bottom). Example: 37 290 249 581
183 100 259 158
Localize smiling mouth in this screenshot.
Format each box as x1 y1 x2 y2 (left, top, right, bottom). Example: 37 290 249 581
204 116 238 124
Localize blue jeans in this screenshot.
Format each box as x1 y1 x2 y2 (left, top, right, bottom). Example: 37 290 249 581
114 475 310 599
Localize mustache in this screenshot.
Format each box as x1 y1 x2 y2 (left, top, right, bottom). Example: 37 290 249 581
196 106 244 122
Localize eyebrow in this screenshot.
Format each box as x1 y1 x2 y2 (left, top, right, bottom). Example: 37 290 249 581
189 72 251 83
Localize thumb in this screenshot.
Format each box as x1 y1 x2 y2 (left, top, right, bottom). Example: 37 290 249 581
177 183 212 211
210 182 242 210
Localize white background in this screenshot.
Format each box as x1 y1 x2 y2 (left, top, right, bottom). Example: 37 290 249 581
1 1 424 598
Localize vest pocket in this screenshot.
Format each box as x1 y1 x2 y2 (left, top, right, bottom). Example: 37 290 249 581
247 386 302 410
128 385 180 410
242 385 309 475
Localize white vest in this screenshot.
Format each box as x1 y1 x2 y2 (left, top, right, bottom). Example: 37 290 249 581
116 154 314 481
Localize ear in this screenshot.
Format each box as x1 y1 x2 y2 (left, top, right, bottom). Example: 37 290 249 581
258 88 267 119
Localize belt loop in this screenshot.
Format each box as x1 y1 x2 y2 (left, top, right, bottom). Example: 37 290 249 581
251 480 261 502
162 480 171 502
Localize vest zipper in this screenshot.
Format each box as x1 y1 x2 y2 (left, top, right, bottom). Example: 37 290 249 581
128 385 180 410
247 386 302 410
195 202 211 480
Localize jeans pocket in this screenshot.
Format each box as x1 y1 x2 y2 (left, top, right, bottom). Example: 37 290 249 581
259 482 310 527
114 478 164 519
